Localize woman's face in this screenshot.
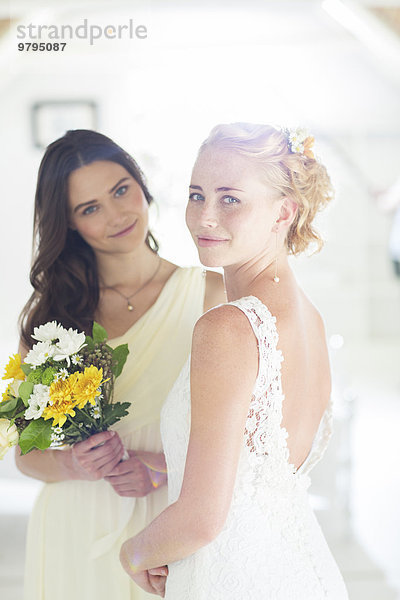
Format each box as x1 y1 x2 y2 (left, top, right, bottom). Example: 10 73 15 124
186 147 283 268
68 160 149 256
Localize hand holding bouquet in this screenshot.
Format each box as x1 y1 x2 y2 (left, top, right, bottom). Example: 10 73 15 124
0 321 129 457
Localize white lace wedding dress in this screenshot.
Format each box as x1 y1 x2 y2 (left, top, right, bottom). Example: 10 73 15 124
160 296 348 599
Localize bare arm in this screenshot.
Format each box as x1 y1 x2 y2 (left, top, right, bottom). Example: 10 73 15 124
120 305 257 575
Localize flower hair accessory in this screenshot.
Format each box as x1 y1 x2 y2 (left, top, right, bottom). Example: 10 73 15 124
283 127 315 159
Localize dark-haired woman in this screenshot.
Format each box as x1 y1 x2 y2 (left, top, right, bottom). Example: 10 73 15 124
15 130 225 600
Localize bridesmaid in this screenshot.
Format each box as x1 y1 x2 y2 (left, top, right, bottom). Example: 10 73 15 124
15 129 225 600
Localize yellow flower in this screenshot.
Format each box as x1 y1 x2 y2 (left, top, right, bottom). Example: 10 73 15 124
303 136 315 159
1 383 11 403
1 379 22 403
43 373 79 427
2 354 25 381
73 366 106 409
42 366 107 426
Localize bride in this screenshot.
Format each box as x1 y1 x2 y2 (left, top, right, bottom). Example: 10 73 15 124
119 123 349 599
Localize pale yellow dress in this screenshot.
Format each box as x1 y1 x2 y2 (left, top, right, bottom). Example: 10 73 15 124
23 267 205 600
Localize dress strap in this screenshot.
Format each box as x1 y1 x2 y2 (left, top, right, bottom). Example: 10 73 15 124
227 296 283 395
225 295 285 459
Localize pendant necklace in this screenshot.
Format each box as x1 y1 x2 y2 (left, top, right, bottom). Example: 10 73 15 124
104 256 162 311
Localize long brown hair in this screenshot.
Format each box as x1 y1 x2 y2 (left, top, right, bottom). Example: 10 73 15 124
20 129 159 349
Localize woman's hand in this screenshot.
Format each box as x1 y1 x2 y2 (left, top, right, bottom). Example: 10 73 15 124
104 450 167 497
71 430 125 481
148 566 168 597
121 568 166 597
120 540 168 596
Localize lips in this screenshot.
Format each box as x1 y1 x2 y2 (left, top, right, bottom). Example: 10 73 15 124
109 221 137 238
197 236 229 247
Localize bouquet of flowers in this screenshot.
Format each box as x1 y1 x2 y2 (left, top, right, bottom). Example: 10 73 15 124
0 321 129 458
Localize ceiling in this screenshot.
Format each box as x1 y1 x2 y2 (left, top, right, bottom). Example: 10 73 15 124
0 0 399 138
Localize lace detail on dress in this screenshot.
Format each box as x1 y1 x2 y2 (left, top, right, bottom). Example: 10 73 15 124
160 295 348 600
230 298 284 456
229 296 333 484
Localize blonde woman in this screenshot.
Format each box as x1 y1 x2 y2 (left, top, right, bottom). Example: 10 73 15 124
120 123 348 599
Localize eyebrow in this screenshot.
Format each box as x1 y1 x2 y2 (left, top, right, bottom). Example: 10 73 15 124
189 185 244 193
109 177 130 194
73 177 131 213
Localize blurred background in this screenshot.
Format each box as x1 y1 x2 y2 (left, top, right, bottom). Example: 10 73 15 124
0 0 399 598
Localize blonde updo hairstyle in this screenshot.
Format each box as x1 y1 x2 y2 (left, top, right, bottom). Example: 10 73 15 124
199 123 333 255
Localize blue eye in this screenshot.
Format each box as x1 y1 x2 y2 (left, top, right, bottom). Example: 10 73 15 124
222 195 240 204
82 204 98 215
115 185 128 197
189 192 204 202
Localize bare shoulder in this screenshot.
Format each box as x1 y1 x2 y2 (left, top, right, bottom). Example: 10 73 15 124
160 258 180 282
203 270 226 312
193 304 257 358
192 304 258 391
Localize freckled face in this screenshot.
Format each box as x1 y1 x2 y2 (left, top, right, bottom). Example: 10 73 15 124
68 160 149 256
185 148 282 268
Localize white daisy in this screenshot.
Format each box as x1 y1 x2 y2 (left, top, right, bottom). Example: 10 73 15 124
54 368 69 382
92 407 101 419
71 354 83 366
24 384 50 420
50 431 65 446
25 341 55 367
287 127 309 154
31 321 65 343
292 142 304 153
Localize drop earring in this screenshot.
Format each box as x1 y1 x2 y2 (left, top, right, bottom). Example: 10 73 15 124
273 230 280 283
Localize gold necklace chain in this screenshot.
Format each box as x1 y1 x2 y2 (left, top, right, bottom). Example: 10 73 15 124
104 256 162 311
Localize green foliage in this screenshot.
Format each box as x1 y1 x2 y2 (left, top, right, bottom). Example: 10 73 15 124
102 402 130 428
41 367 57 385
59 427 85 443
19 382 34 405
112 344 129 377
27 369 43 384
84 335 95 352
0 396 19 415
21 363 33 376
59 401 129 445
92 322 108 343
61 410 98 441
19 419 52 454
